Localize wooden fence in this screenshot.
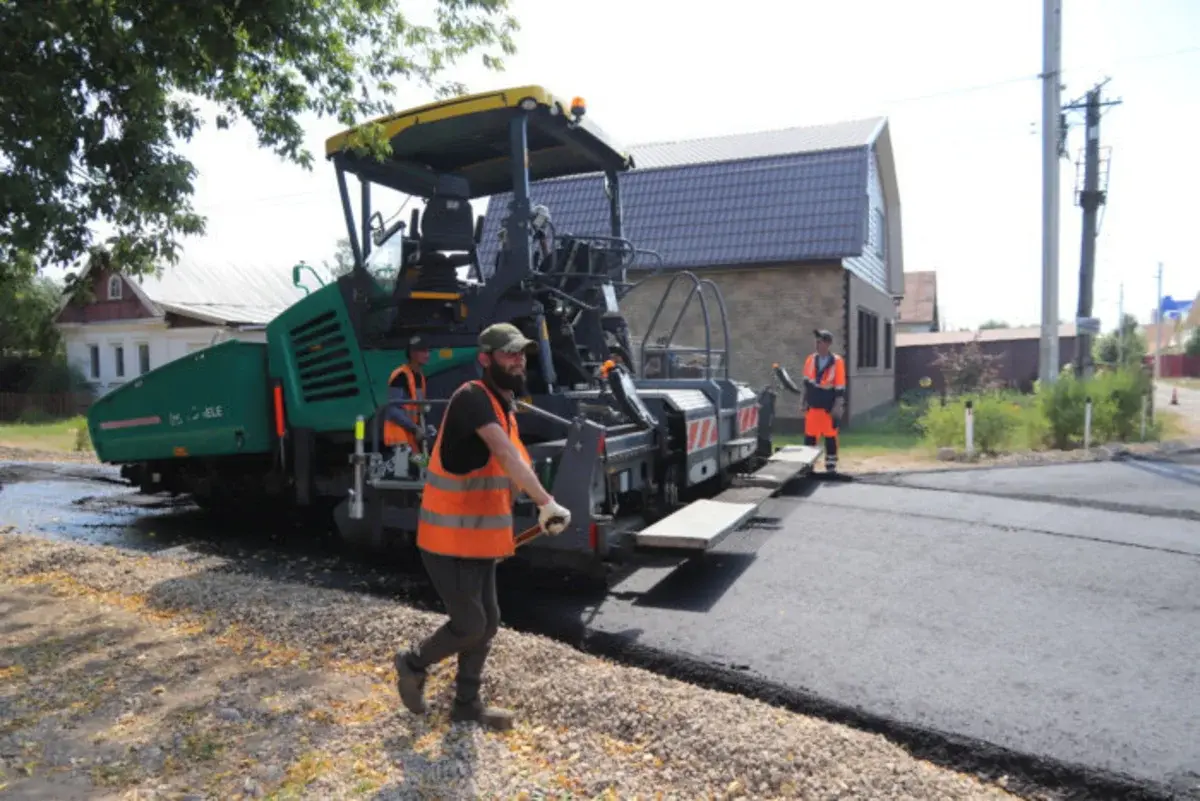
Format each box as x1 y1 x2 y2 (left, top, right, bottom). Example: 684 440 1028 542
0 392 93 423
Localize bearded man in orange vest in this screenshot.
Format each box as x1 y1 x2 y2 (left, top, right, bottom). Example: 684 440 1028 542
801 329 847 473
393 322 571 731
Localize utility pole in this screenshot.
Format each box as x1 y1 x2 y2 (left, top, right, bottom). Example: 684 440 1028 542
1117 282 1124 365
1039 0 1064 385
1064 79 1121 378
1154 262 1164 380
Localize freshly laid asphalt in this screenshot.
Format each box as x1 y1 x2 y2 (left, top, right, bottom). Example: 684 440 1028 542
532 460 1200 797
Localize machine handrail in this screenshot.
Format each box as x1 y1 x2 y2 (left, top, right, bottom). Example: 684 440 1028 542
638 270 731 381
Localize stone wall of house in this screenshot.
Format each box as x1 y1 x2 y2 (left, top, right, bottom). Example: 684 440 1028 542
618 263 846 428
846 271 898 419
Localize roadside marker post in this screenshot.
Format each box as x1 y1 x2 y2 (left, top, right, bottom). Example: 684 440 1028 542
1084 396 1093 450
964 400 974 459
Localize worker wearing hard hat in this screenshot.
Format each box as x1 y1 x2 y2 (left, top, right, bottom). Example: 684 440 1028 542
383 335 437 465
392 323 570 731
800 329 847 473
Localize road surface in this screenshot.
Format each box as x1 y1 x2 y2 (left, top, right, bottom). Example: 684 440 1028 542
2 456 1199 798
531 460 1200 798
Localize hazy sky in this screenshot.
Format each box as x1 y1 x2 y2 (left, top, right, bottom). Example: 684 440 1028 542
74 0 1200 331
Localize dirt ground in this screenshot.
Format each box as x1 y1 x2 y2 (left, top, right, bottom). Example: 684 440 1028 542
0 533 1029 801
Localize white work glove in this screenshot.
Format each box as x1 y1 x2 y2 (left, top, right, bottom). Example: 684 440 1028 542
831 398 845 420
537 498 571 535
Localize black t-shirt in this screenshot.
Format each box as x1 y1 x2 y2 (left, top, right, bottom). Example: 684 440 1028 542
437 382 513 475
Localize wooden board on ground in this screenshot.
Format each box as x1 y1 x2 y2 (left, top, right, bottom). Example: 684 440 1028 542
634 499 760 550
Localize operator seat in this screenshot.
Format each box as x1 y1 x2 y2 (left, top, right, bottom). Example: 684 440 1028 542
409 191 475 294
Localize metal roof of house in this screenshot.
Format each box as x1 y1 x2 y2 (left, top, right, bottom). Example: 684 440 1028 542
898 270 937 324
629 117 886 169
475 117 889 274
127 257 317 325
897 323 1077 348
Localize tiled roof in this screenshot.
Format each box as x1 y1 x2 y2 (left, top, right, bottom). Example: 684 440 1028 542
896 323 1077 348
898 271 937 324
476 117 888 274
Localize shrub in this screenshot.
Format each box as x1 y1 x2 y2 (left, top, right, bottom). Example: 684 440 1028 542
892 388 937 433
1037 367 1150 448
917 391 1031 455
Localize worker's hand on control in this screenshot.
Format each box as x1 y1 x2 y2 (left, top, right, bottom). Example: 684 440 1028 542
537 498 571 535
424 425 437 441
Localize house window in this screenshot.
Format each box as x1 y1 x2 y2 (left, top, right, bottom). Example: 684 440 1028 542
88 345 100 379
138 343 151 374
873 208 885 259
884 320 893 369
113 345 125 378
108 275 122 300
857 308 879 369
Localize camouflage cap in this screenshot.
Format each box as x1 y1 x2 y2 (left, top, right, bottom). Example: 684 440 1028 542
813 329 834 343
478 323 538 354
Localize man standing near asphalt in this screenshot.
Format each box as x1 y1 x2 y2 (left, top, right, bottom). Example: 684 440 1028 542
800 329 847 473
393 323 571 730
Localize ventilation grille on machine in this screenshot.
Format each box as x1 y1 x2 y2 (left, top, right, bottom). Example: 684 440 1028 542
288 310 361 403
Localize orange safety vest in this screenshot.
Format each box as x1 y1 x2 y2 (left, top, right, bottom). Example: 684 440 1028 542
416 380 533 559
384 364 426 448
802 352 846 411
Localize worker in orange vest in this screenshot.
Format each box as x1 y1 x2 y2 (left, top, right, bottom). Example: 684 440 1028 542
393 323 571 731
383 335 435 464
800 329 847 473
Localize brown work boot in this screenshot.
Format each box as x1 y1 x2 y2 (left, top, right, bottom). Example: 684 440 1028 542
393 652 427 715
450 698 514 731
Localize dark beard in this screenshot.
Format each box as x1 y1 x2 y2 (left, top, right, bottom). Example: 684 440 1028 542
487 360 525 394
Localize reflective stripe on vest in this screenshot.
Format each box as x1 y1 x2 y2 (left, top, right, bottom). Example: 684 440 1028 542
415 380 531 559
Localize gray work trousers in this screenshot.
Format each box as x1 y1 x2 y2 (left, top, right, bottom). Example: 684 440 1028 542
407 549 500 705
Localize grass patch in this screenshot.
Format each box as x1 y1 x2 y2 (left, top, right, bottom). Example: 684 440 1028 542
777 418 921 455
0 415 91 452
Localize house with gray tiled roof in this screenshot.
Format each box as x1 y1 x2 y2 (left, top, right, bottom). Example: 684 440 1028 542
477 115 904 424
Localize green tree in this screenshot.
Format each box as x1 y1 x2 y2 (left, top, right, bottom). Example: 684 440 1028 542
1186 327 1200 357
0 253 62 356
1093 313 1146 369
325 237 357 278
979 319 1010 330
0 0 517 279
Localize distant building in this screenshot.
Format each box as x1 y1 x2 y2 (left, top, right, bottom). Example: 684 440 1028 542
896 270 939 333
895 324 1079 395
54 258 319 397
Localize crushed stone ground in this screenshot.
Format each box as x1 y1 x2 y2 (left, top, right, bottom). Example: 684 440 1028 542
0 532 1028 800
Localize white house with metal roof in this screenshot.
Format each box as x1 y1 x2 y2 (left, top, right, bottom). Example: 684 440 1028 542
54 257 325 397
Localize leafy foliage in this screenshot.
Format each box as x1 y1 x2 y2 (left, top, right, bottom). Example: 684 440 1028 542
0 0 518 277
1092 314 1146 369
325 237 357 278
0 264 64 356
1186 327 1200 357
931 335 1004 394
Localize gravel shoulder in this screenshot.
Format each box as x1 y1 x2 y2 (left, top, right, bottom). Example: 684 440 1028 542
0 533 1024 800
